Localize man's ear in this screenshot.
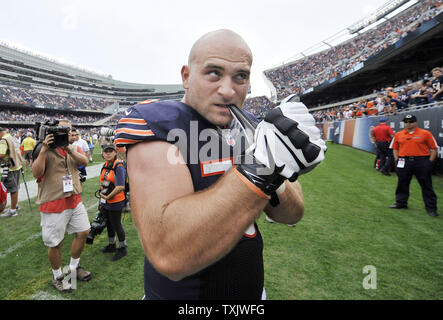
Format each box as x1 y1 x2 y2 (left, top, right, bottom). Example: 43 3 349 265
181 65 190 89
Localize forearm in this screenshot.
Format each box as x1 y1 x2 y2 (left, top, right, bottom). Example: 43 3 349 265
104 185 125 200
137 169 268 281
31 149 47 178
430 149 437 161
264 180 304 224
393 149 399 161
67 148 88 166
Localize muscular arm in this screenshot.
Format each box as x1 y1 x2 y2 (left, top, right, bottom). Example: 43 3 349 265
32 135 88 178
128 141 269 281
264 180 304 224
31 140 49 179
66 146 88 167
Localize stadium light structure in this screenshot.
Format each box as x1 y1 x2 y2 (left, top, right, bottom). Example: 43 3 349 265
347 0 412 34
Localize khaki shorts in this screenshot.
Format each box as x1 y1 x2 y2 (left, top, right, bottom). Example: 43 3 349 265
40 202 91 248
3 170 20 193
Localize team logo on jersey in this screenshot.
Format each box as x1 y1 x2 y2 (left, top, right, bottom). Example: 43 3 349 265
224 133 236 146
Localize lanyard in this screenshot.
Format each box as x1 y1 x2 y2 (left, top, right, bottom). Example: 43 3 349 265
60 148 71 175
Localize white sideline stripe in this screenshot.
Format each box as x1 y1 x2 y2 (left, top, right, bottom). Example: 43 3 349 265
0 203 97 260
0 232 41 259
30 290 70 300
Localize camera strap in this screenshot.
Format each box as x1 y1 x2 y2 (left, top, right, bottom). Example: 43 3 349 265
62 149 71 175
102 163 113 181
101 160 124 181
62 147 73 192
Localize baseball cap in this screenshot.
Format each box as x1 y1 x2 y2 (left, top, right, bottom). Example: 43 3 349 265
379 118 387 122
403 115 417 122
101 143 116 151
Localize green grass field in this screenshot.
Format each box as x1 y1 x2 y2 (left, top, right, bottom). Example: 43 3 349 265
0 142 442 300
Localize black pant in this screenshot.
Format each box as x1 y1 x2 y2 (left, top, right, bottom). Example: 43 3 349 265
395 157 437 211
376 141 393 173
102 208 126 244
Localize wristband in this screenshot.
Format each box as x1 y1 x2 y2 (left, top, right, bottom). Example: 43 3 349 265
234 154 286 197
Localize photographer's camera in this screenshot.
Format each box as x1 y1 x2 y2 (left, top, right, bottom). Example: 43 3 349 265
86 180 115 245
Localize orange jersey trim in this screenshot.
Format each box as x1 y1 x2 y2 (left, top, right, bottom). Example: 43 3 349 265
118 118 147 125
114 138 139 145
233 166 270 200
115 128 155 136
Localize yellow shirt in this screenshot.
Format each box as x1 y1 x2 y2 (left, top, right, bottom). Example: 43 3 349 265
0 133 22 171
21 137 36 151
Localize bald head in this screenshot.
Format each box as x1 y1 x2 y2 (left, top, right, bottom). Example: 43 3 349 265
180 29 253 126
188 29 253 67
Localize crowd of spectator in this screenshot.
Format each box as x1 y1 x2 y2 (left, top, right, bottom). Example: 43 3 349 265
311 67 443 123
264 0 442 100
0 108 108 124
243 95 275 120
0 84 116 111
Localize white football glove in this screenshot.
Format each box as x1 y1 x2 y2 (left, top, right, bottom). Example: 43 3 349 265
253 94 327 181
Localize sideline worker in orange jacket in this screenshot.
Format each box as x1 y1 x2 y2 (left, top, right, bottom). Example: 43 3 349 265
99 143 128 260
390 114 439 217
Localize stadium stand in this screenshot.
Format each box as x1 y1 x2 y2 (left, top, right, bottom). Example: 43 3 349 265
0 41 184 130
264 0 442 102
242 96 275 120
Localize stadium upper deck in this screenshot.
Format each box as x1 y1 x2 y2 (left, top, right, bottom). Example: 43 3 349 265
264 0 442 102
0 41 184 109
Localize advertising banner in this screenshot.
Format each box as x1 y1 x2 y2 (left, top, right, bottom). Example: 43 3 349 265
325 106 443 173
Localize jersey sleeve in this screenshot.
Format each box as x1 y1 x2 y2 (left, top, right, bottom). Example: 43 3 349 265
114 164 126 187
425 131 438 149
388 126 394 136
391 133 399 150
115 101 190 148
114 106 156 147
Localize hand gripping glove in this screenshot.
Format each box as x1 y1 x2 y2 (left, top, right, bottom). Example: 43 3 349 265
253 95 327 182
232 95 326 199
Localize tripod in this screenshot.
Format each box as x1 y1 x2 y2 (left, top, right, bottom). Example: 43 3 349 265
20 168 33 213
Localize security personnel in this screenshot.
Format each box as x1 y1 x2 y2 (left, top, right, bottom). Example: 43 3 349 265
372 118 394 176
390 114 439 217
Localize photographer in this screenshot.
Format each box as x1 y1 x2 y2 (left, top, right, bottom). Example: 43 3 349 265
98 143 127 261
32 119 92 292
0 127 23 218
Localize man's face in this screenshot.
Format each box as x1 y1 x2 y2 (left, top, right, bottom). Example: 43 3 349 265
432 69 442 78
71 132 79 143
181 37 252 126
404 120 417 131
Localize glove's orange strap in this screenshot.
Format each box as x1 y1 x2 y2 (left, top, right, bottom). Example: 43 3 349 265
232 166 270 200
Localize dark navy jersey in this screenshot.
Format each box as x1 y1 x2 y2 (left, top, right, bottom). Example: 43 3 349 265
115 100 264 299
431 75 443 101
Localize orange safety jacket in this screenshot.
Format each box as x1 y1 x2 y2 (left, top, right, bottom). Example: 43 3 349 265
100 159 126 204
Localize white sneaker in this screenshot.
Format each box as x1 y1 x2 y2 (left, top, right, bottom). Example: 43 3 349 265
51 276 72 293
0 209 18 218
